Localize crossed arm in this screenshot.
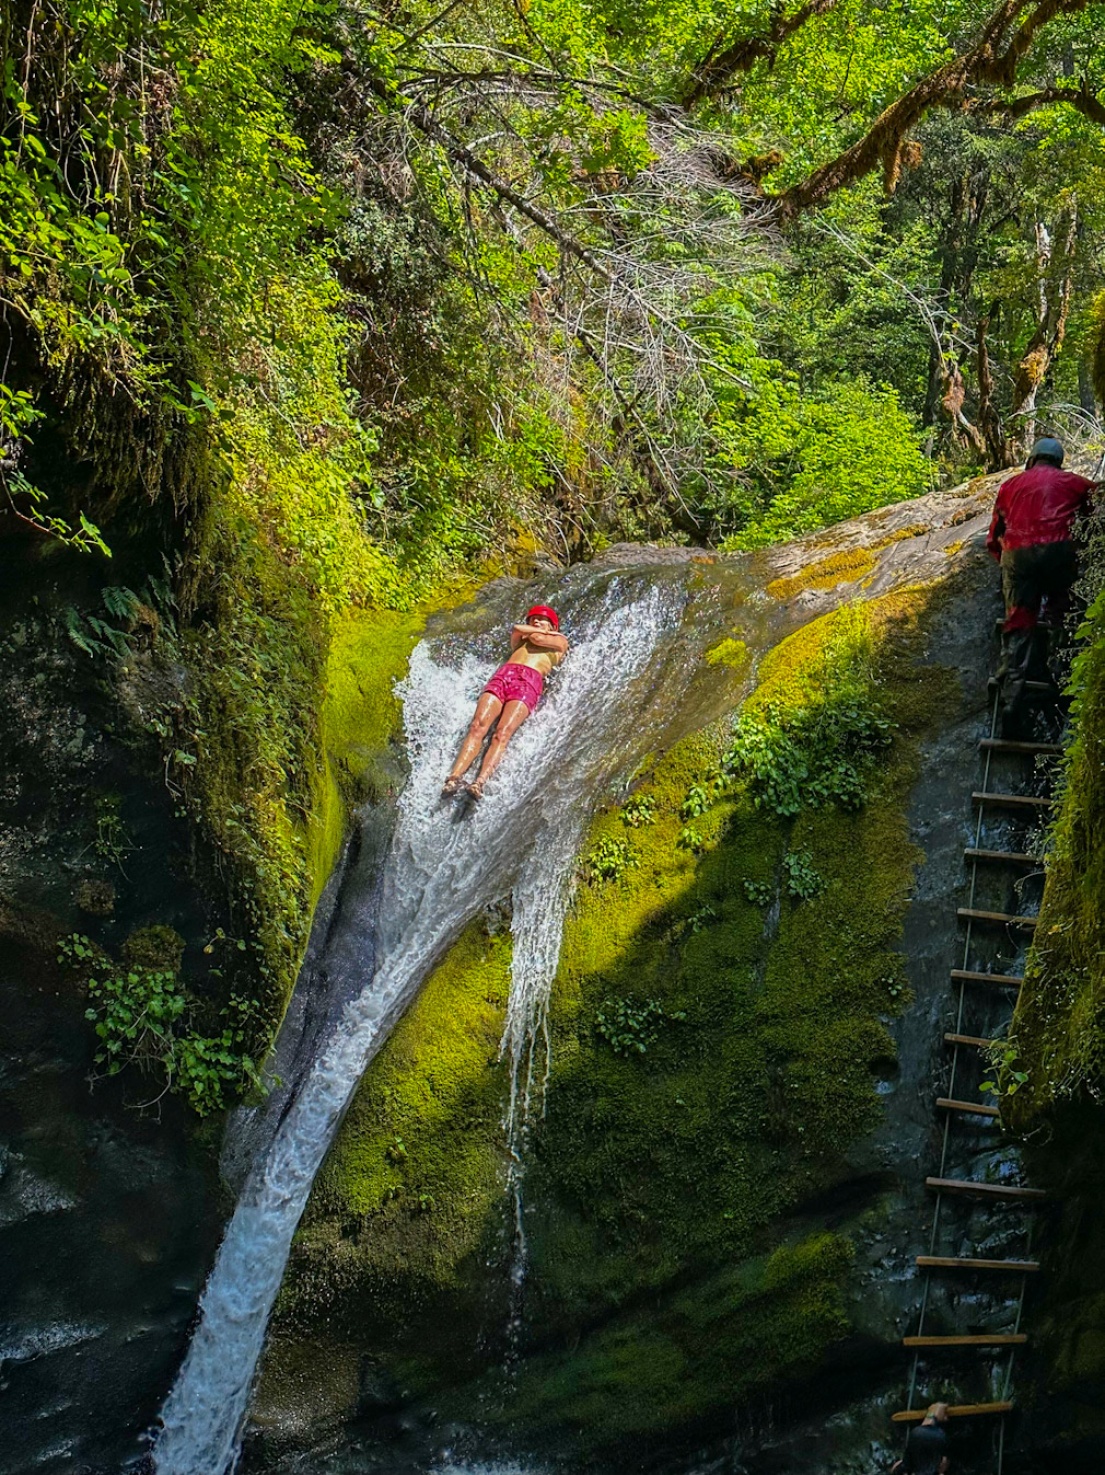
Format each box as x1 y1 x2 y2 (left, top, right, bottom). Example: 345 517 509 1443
511 623 570 653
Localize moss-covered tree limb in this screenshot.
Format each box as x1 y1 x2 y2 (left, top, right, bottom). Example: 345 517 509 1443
774 0 1089 216
681 0 843 108
984 81 1105 125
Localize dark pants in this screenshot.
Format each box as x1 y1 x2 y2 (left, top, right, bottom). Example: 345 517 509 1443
996 542 1077 736
1000 540 1078 631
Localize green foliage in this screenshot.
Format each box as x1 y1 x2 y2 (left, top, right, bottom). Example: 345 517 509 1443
722 607 895 816
742 878 774 907
728 381 932 549
594 997 687 1057
620 793 657 828
92 793 132 868
680 783 713 819
676 824 705 852
679 902 720 933
584 835 638 882
59 931 263 1115
783 849 825 901
980 1037 1029 1101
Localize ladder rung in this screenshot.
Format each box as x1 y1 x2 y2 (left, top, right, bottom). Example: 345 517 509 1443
944 1032 994 1049
964 847 1040 866
937 1096 1000 1119
987 676 1057 695
892 1401 1013 1423
951 969 1023 989
972 790 1053 809
926 1176 1046 1202
903 1334 1027 1347
958 907 1037 928
979 738 1062 755
916 1255 1040 1273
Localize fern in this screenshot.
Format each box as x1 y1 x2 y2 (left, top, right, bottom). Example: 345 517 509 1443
102 585 140 620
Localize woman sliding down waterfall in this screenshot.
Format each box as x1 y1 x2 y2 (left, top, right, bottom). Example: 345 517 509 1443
443 606 569 801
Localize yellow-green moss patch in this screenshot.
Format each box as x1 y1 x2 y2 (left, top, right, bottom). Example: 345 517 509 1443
767 548 877 602
704 636 750 672
293 919 511 1294
308 608 425 906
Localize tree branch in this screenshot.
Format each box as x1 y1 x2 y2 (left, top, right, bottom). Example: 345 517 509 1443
683 0 842 108
983 81 1105 125
774 0 1088 216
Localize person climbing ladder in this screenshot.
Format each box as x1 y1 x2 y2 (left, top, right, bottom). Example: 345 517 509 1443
891 1403 950 1474
987 436 1098 737
442 605 569 800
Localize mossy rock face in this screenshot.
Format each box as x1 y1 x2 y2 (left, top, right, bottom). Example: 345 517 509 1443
273 581 961 1456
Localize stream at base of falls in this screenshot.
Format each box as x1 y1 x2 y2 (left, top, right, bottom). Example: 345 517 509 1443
154 555 773 1475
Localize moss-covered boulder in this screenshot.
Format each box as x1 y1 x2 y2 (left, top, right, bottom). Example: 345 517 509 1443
254 477 1005 1465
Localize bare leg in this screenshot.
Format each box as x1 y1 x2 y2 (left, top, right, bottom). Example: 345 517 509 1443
445 692 503 788
467 699 531 796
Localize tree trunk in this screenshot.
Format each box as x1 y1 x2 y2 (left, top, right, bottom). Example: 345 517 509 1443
1006 205 1078 464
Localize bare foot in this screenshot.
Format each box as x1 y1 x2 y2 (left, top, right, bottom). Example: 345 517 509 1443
466 779 485 801
442 776 464 798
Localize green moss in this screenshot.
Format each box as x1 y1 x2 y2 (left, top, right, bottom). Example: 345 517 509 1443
122 924 186 973
496 1233 853 1444
285 919 512 1321
1011 591 1105 1119
308 607 425 908
767 547 877 601
704 636 750 672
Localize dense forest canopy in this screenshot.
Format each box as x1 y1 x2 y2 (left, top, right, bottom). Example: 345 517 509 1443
4 0 1105 574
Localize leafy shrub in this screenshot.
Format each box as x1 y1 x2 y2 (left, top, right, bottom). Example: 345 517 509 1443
676 825 705 852
783 849 824 900
585 835 638 882
620 794 657 828
980 1039 1030 1101
679 784 712 819
62 934 262 1115
722 609 894 816
742 878 773 907
727 379 931 550
595 997 687 1057
683 903 719 933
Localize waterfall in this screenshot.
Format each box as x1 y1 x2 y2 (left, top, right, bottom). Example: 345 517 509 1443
153 568 721 1474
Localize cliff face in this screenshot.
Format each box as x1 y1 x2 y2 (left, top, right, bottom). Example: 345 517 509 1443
1006 577 1105 1471
249 478 1006 1471
16 467 1105 1475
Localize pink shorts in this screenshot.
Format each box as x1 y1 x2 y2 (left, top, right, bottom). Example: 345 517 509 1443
483 662 544 712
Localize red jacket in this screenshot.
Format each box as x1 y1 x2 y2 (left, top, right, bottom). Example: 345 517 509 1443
987 464 1094 560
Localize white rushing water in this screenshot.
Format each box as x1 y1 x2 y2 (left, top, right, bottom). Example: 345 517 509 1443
154 572 699 1474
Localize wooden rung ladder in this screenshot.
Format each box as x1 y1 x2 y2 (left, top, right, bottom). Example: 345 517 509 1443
936 1096 1000 1119
925 1176 1046 1202
904 676 1056 1463
950 968 1023 989
957 907 1037 929
916 1256 1039 1274
892 1402 1013 1424
971 790 1052 810
903 1334 1027 1348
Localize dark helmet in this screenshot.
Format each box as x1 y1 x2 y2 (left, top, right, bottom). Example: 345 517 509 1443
1028 436 1065 468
